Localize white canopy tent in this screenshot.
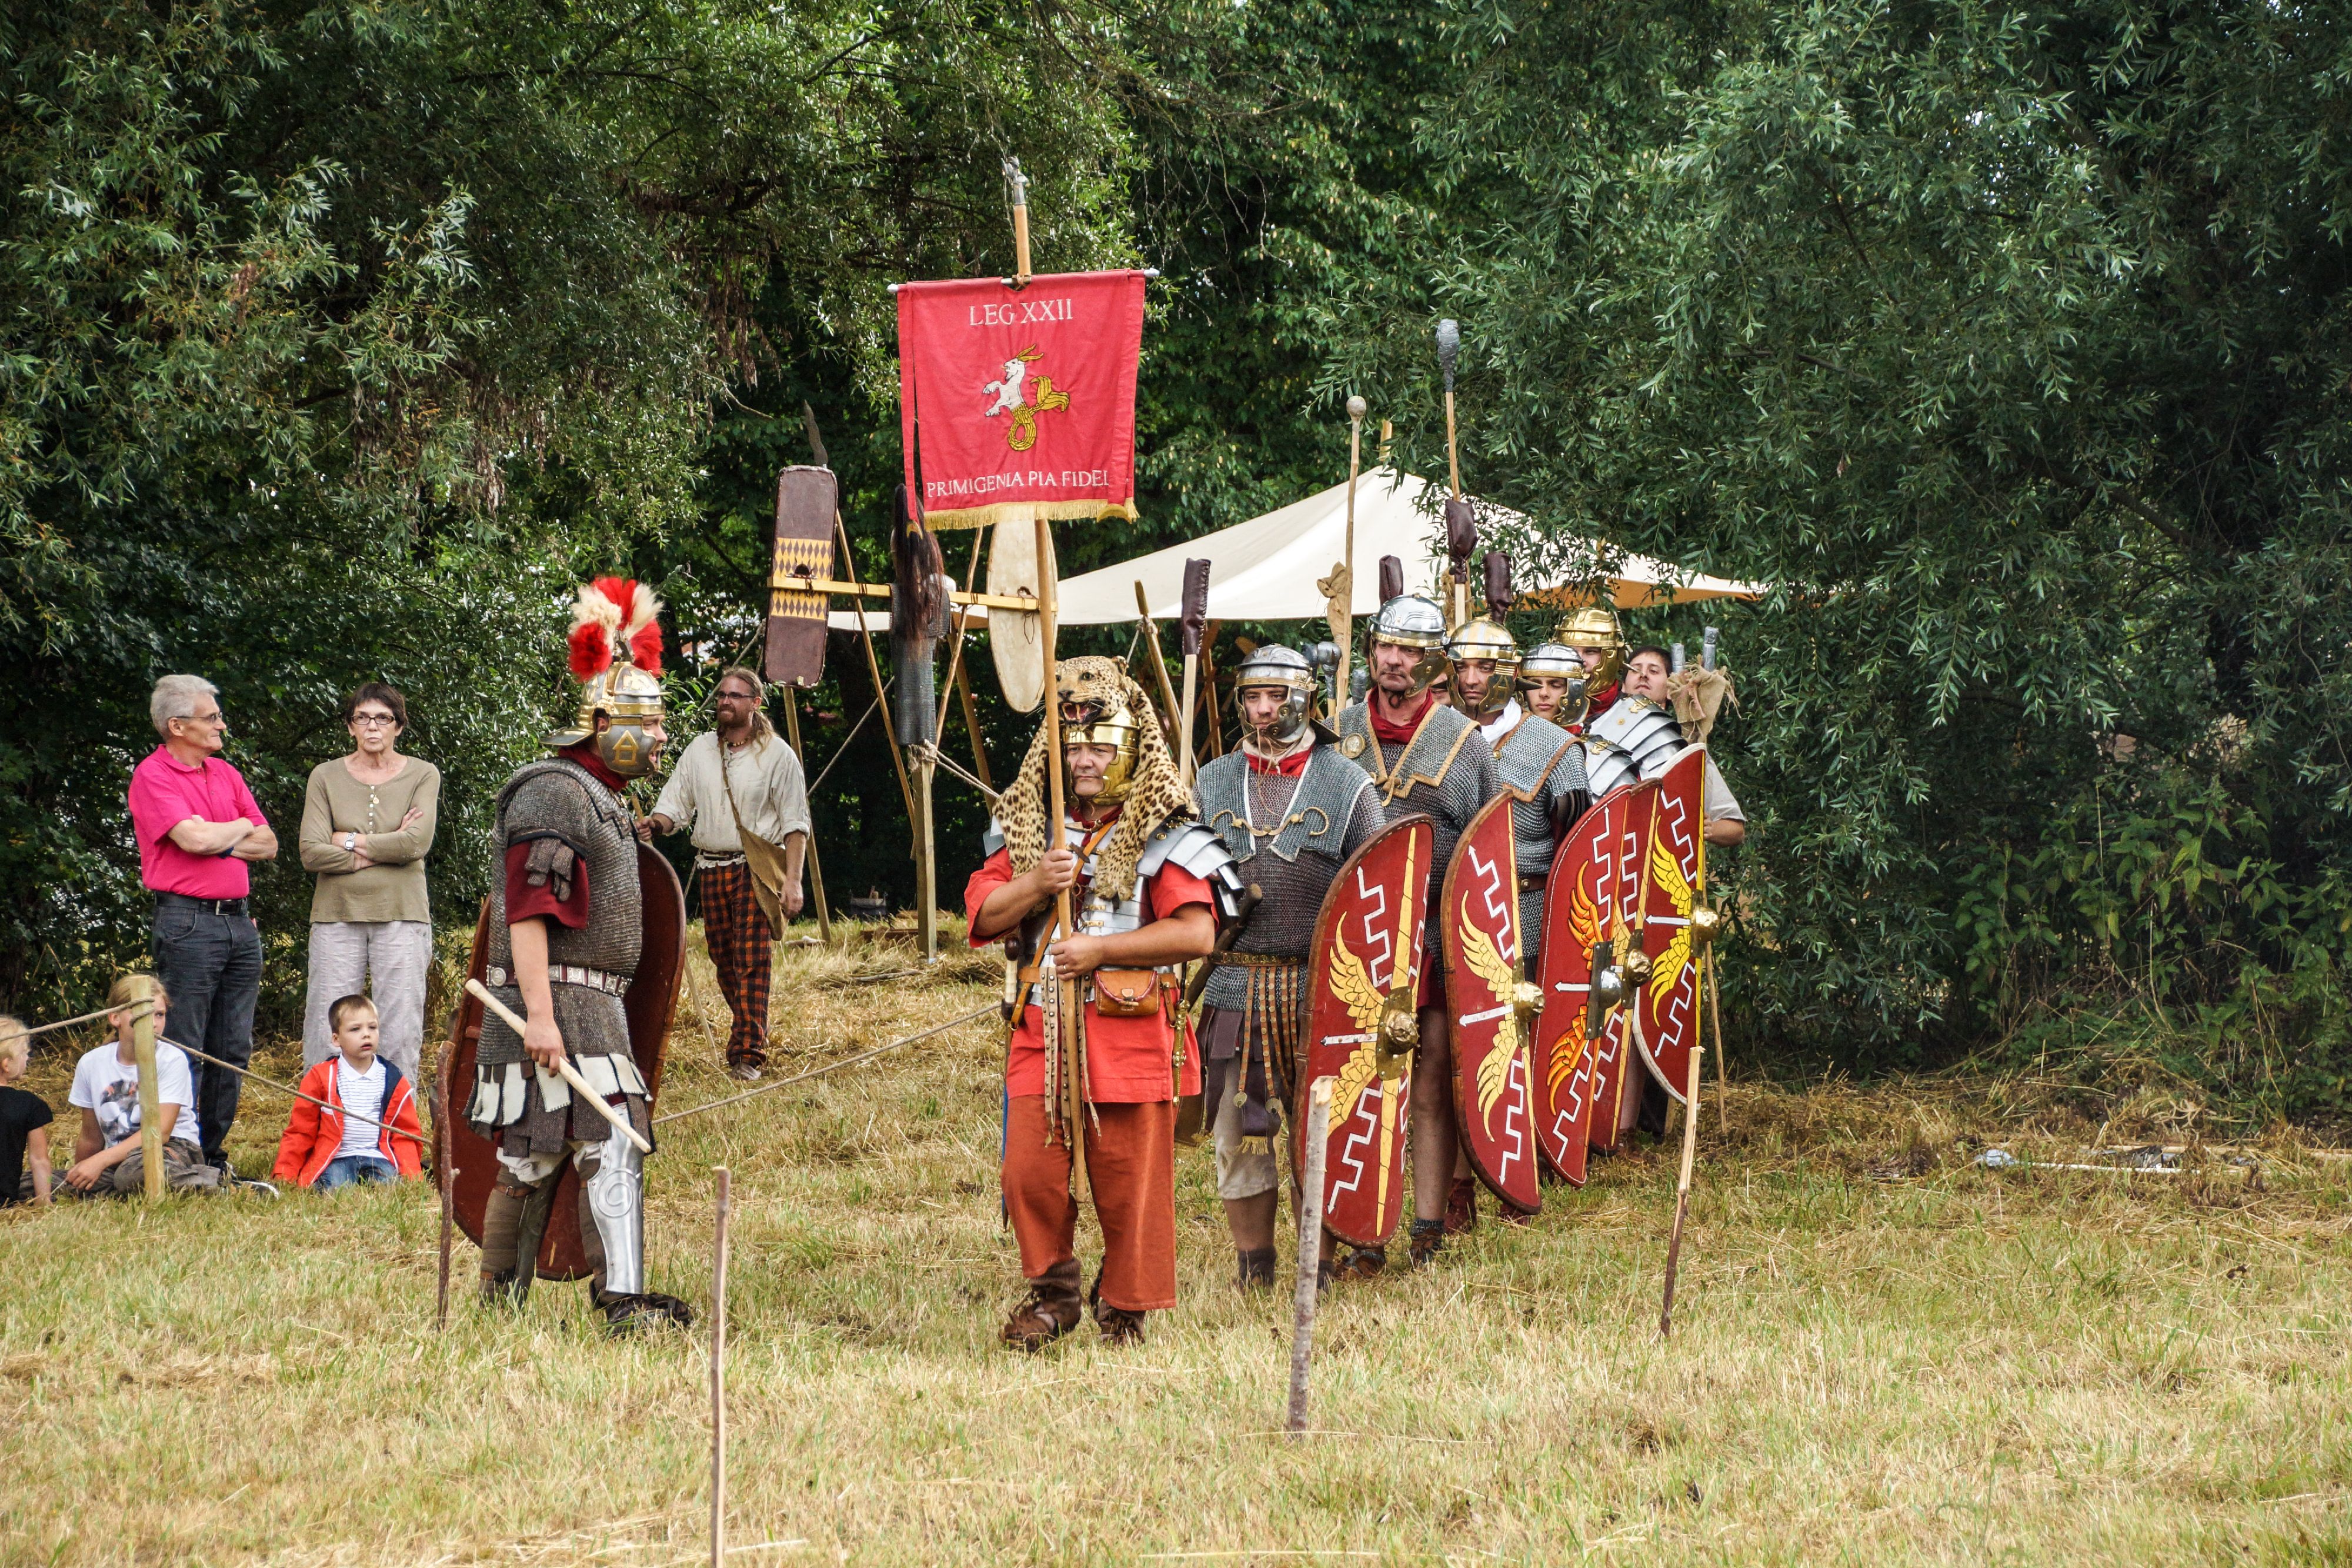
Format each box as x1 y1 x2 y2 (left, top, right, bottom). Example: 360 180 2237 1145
828 467 1761 630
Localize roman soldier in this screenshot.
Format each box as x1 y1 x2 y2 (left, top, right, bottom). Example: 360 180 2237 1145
1332 594 1499 1268
965 656 1242 1350
1193 645 1386 1290
1553 605 1629 733
1516 642 1586 729
469 579 694 1334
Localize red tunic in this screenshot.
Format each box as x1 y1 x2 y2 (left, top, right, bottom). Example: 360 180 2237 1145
964 833 1212 1104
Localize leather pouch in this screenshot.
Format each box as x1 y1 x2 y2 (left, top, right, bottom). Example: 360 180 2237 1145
1093 968 1162 1017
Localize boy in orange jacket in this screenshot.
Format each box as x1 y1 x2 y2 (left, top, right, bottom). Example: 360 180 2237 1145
273 994 425 1189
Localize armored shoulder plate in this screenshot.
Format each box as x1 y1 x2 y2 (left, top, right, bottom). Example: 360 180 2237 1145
1137 816 1247 920
1584 698 1686 797
1490 712 1581 803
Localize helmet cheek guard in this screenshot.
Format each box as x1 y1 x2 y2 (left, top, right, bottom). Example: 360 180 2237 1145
1233 645 1318 746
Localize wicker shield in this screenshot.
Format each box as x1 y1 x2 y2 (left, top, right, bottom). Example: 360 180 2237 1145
1440 794 1542 1213
436 842 687 1280
1533 779 1647 1180
1634 745 1709 1103
1295 812 1433 1248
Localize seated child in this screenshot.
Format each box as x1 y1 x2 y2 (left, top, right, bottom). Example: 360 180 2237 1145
273 993 425 1190
62 976 221 1196
2 1017 54 1206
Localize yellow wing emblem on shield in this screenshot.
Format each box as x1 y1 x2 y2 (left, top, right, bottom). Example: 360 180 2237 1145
1325 942 1387 1116
1647 833 1695 1003
1459 899 1523 1135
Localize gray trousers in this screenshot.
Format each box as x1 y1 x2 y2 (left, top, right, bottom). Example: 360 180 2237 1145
303 920 433 1077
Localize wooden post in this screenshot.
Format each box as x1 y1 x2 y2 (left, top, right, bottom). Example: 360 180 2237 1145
1329 398 1366 715
1034 510 1084 1203
709 1167 732 1568
436 1064 455 1329
128 975 162 1201
1287 1077 1334 1434
1008 159 1032 284
915 752 937 963
1177 650 1200 788
780 690 832 942
1659 1045 1704 1338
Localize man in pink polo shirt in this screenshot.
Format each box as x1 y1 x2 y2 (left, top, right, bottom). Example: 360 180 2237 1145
128 675 278 1175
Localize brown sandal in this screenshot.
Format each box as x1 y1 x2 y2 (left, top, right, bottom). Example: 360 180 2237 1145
1001 1288 1081 1353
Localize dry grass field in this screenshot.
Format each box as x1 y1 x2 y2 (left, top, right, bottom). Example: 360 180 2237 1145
6 926 2352 1566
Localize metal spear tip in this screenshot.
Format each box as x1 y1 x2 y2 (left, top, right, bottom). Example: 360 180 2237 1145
1434 319 1460 378
1346 395 1367 421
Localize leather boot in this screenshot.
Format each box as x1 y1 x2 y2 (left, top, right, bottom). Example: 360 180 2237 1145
1409 1217 1447 1267
1444 1176 1478 1236
1236 1246 1278 1292
1000 1260 1083 1352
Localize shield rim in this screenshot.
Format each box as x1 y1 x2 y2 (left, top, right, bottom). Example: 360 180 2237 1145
1293 810 1434 1249
1582 780 1656 1157
986 519 1054 713
1633 744 1709 1103
1439 792 1542 1215
1532 779 1640 1185
436 840 686 1280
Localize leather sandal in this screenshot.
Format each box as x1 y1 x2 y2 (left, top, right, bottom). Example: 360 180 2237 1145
1000 1289 1081 1353
1409 1217 1448 1267
1444 1176 1479 1236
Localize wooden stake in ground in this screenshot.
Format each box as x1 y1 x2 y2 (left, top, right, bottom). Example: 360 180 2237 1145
127 974 162 1202
1287 1077 1335 1434
1659 1043 1706 1339
437 1071 456 1330
709 1166 732 1568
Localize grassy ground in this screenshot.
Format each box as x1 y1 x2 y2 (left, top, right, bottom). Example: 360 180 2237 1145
6 927 2351 1566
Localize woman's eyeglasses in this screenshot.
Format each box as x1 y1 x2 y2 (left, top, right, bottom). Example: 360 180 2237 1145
350 713 399 728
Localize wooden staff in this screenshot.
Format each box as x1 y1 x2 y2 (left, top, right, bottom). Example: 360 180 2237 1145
1436 319 1469 628
779 689 832 942
128 975 162 1202
953 639 993 791
1199 622 1226 760
1034 506 1086 1203
1709 948 1727 1134
463 980 653 1155
915 748 937 964
1327 396 1367 715
1133 581 1184 740
1287 1076 1335 1434
709 1166 732 1568
936 534 993 792
1659 1043 1704 1338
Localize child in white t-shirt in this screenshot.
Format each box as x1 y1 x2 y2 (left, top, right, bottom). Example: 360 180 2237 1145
61 976 222 1196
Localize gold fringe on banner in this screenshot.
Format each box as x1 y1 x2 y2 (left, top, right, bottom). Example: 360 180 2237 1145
920 498 1139 532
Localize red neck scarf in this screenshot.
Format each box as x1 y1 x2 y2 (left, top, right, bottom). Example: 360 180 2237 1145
1247 747 1310 777
559 740 631 794
1368 689 1435 747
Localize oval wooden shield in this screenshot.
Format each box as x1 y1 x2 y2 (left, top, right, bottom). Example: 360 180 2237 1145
1440 795 1541 1214
436 842 687 1281
1533 780 1649 1179
1634 745 1709 1103
986 513 1056 713
1294 812 1433 1249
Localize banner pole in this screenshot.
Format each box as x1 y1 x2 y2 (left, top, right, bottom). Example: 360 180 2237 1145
1035 508 1085 1204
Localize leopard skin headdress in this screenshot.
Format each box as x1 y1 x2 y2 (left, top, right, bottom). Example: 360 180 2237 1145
997 655 1192 905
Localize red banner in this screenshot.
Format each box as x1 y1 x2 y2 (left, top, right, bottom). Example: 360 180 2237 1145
896 270 1146 530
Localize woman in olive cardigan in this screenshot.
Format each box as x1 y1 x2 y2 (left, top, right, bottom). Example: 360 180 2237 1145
298 683 441 1076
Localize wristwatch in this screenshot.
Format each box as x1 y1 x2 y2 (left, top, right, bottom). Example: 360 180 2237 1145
342 832 359 853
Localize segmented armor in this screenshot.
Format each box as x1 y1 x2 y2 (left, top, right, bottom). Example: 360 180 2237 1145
1583 697 1687 798
1489 710 1589 960
469 757 652 1160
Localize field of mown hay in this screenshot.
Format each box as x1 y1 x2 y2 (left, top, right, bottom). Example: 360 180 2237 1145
5 926 2350 1565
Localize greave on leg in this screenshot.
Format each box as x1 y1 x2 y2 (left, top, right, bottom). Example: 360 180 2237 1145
578 1121 646 1300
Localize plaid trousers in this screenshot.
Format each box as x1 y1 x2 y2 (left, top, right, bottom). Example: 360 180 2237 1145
700 859 773 1067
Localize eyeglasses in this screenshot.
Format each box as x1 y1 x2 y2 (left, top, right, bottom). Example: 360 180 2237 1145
178 710 225 728
350 713 399 728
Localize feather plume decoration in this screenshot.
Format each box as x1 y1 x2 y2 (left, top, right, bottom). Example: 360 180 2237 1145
568 578 665 679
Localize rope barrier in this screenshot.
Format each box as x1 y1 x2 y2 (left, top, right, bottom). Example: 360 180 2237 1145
654 1003 995 1126
169 1037 427 1145
805 692 885 797
11 1001 153 1040
909 741 997 803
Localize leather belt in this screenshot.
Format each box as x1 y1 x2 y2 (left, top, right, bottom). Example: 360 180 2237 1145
482 963 629 997
1518 873 1548 892
155 892 248 916
1015 963 1172 988
1222 952 1306 969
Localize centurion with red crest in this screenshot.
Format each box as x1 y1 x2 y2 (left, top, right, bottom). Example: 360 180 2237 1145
440 578 693 1336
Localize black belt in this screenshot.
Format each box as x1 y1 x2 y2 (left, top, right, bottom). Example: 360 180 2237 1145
155 892 248 916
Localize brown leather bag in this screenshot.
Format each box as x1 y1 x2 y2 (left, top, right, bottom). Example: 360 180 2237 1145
1092 969 1163 1017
